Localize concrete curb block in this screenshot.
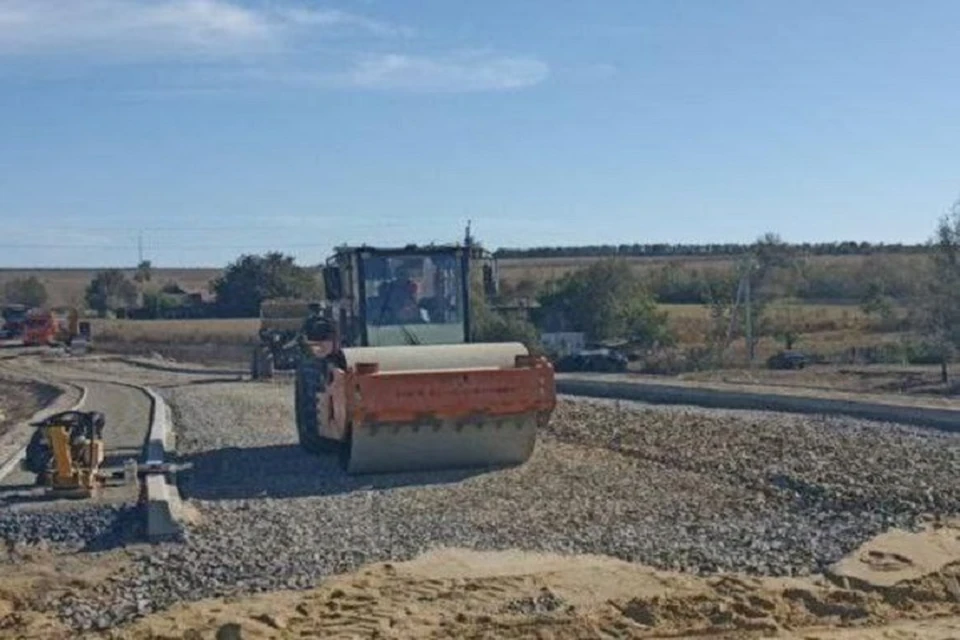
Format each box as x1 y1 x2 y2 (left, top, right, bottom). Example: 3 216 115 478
557 378 960 433
0 383 87 483
143 386 173 467
141 386 184 541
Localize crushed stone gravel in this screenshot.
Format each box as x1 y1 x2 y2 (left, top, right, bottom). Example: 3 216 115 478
4 377 960 632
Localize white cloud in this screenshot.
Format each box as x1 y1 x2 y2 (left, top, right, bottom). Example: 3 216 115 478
0 1 548 93
0 0 406 58
240 52 549 92
344 52 549 91
278 7 413 38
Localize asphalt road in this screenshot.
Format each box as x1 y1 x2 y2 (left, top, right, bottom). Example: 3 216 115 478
0 379 151 507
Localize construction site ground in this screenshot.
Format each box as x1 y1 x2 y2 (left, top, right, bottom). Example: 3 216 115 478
0 376 149 511
0 349 959 639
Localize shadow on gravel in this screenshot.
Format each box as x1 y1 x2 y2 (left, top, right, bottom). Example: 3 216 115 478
80 505 145 552
177 444 495 501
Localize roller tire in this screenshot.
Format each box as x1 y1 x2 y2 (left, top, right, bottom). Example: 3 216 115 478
250 349 259 379
294 361 328 455
261 349 275 379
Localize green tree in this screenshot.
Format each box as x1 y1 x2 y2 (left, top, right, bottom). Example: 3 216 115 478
860 280 894 324
472 301 541 349
212 252 321 317
3 276 48 307
920 201 960 382
85 270 139 316
141 291 181 319
538 259 671 345
134 260 153 284
700 274 739 365
160 281 186 294
467 262 541 348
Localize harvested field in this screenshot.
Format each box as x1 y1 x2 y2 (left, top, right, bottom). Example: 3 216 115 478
90 318 258 345
0 268 220 308
496 252 927 289
89 319 258 365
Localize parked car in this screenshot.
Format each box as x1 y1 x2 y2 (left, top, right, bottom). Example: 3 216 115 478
554 348 629 373
767 350 808 370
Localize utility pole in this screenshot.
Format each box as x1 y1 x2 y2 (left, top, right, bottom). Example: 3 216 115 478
727 255 756 366
745 270 754 365
137 232 144 264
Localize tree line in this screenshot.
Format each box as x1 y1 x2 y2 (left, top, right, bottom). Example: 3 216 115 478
494 241 927 259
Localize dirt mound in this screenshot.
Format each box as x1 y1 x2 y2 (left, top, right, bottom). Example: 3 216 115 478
82 525 960 640
0 545 131 640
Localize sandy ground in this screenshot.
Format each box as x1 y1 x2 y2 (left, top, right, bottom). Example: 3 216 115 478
1 525 958 639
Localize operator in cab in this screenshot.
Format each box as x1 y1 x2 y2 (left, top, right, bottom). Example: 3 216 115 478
378 267 430 324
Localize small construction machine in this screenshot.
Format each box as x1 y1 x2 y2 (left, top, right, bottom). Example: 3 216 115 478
294 243 556 474
250 298 322 380
27 410 106 498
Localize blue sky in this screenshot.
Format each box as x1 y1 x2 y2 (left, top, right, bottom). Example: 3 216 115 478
1 0 959 267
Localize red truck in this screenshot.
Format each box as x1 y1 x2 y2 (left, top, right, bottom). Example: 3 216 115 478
22 308 81 346
22 309 57 346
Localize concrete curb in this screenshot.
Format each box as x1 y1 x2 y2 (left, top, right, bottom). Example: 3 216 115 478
0 382 87 483
557 378 960 433
140 386 185 541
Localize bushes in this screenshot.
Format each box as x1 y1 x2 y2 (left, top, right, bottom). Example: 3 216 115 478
212 253 321 318
3 276 48 307
473 310 541 350
537 259 672 346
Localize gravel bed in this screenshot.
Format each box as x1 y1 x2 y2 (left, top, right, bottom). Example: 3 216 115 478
10 381 960 631
0 504 140 552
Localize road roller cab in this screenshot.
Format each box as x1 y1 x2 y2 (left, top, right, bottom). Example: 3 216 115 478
295 243 556 474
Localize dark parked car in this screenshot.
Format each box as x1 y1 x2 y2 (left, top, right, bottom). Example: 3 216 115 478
554 348 629 373
767 350 808 370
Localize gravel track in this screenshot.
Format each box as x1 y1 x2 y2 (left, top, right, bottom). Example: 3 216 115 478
5 376 960 632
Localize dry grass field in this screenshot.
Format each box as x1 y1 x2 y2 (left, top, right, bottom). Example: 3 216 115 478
0 268 221 307
663 302 877 343
497 252 927 290
86 303 874 346
88 317 259 364
497 253 738 284
90 318 258 345
83 301 906 370
4 255 916 369
656 302 909 369
3 252 927 308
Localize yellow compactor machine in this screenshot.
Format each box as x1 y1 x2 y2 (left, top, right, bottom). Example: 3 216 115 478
28 410 106 498
294 243 556 474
